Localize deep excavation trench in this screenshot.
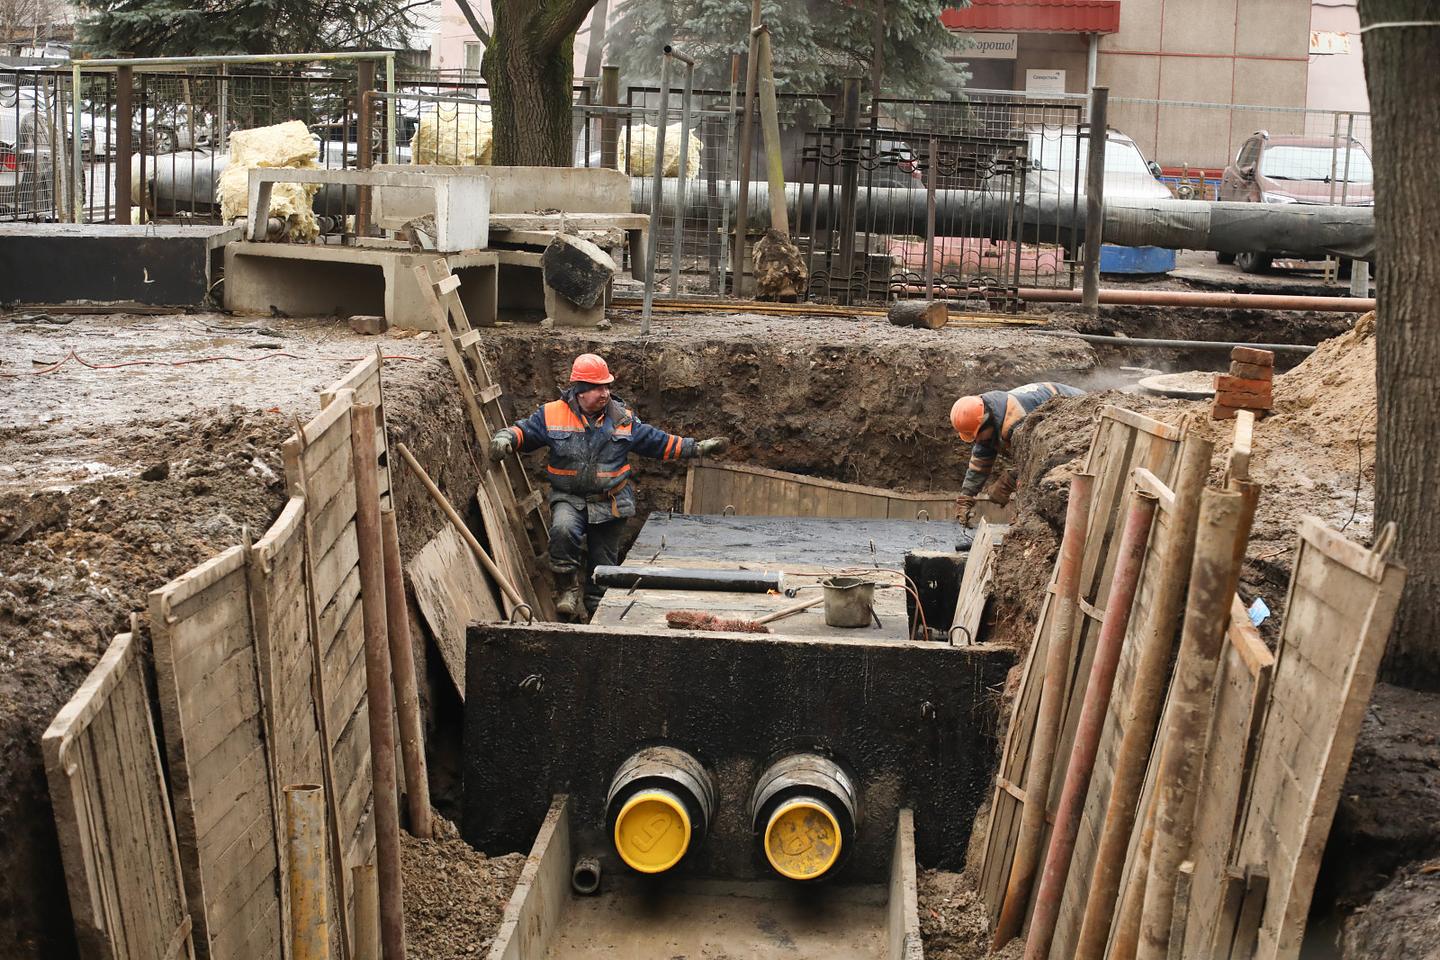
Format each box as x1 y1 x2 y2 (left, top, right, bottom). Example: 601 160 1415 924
0 303 1381 959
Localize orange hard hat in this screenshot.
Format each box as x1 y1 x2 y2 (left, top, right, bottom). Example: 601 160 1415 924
950 396 985 442
569 353 615 384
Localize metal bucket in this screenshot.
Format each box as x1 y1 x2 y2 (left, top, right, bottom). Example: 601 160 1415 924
822 576 875 628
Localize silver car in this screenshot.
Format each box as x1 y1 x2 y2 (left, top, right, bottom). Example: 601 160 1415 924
0 82 57 217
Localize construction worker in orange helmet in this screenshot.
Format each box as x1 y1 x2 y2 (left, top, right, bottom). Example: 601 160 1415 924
951 382 1085 522
489 354 730 620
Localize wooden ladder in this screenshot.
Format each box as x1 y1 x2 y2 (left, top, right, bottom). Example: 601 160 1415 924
414 259 557 620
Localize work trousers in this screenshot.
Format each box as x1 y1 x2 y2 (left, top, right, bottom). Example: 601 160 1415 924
548 500 626 613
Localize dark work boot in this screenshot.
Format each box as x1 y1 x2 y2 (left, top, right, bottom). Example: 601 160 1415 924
555 569 584 621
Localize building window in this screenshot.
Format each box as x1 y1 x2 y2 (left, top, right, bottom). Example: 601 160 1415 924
464 41 482 76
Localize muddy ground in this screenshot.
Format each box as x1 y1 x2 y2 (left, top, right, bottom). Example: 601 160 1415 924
401 816 525 960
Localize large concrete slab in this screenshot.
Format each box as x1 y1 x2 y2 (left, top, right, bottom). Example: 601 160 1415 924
223 240 498 330
0 223 240 306
377 164 632 214
463 621 1014 883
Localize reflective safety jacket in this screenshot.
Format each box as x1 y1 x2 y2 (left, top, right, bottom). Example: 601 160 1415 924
960 381 1085 495
501 389 696 521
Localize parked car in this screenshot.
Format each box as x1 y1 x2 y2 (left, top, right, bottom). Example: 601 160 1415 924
1217 131 1374 272
0 81 56 217
1024 125 1174 201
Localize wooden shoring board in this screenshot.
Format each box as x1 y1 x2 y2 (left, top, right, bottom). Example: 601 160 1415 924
322 351 393 512
43 629 196 960
415 259 556 619
951 521 1008 644
283 388 371 958
408 524 503 698
978 406 1183 927
1233 518 1404 960
683 459 962 521
1179 598 1276 957
149 545 282 960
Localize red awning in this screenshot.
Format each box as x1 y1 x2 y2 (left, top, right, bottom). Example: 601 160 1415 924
940 1 1121 35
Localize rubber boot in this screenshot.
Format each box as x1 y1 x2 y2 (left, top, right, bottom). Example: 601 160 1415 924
555 569 584 621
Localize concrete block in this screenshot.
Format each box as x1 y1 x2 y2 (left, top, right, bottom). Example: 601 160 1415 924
376 164 632 215
542 234 616 309
347 314 388 335
543 283 606 328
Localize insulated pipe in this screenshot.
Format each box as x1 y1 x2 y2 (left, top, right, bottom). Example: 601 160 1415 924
607 746 717 874
1136 484 1257 960
1073 438 1214 960
1029 330 1317 356
352 404 406 960
380 508 431 839
1025 487 1159 960
994 472 1096 949
285 784 331 960
1019 286 1374 312
750 753 859 882
591 565 783 593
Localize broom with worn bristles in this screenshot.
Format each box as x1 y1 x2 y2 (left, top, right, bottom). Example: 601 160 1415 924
665 595 825 633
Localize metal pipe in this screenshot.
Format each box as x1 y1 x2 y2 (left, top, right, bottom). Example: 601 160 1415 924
396 443 527 610
641 52 673 334
732 0 763 297
750 753 859 881
1029 331 1316 355
70 63 82 222
668 46 695 296
380 508 431 840
352 404 406 960
1082 87 1108 314
1073 437 1214 960
115 66 133 224
1019 286 1374 312
1109 782 1159 960
600 65 620 169
353 862 379 960
924 135 937 299
591 565 783 593
571 857 602 895
285 784 331 960
993 472 1096 948
608 746 717 874
1025 487 1159 960
1136 484 1256 960
76 50 396 69
384 54 396 166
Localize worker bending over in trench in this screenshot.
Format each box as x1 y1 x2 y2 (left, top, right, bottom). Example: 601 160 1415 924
490 353 729 620
950 381 1085 520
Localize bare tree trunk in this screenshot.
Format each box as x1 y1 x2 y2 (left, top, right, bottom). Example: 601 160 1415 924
1361 0 1440 690
485 0 598 166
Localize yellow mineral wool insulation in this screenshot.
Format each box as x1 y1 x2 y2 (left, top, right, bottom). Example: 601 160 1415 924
411 103 494 165
615 123 701 178
215 120 321 242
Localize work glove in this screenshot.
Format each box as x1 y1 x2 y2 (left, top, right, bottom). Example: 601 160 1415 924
695 436 730 457
954 494 977 524
489 432 515 462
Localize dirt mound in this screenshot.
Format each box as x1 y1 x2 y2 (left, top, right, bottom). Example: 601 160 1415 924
919 869 1022 960
1341 859 1440 960
1268 310 1377 451
401 816 524 960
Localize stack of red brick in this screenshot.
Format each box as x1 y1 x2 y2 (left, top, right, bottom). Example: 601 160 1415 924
1212 346 1275 420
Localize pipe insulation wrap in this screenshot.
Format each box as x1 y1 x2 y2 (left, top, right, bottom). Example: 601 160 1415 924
591 565 784 593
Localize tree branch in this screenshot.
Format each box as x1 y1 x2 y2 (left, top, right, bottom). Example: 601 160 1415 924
539 0 599 55
453 0 490 46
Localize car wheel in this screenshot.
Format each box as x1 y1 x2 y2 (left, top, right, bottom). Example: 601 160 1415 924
1216 252 1235 265
155 127 177 154
1235 251 1272 274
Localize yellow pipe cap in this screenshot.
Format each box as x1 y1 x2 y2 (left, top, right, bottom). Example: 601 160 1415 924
613 789 692 873
763 797 842 880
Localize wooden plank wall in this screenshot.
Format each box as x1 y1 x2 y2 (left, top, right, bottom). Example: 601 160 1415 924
684 460 960 521
150 546 283 960
1234 519 1404 960
322 353 392 512
978 406 1183 928
283 387 376 949
42 630 196 960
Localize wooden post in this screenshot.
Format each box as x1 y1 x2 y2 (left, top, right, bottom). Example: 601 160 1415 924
755 28 788 236
993 472 1096 948
1136 484 1255 960
352 404 406 960
115 66 133 225
380 508 432 839
285 784 331 960
599 65 620 170
355 61 376 236
1025 487 1159 960
886 300 948 328
352 862 379 960
1073 433 1213 960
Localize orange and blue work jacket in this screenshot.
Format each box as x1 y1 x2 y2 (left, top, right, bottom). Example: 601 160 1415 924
961 382 1084 495
500 388 696 521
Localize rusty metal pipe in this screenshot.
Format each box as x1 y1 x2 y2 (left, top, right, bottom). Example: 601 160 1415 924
352 862 379 960
352 404 406 960
1110 779 1160 960
993 472 1096 949
1136 484 1256 960
1025 486 1159 960
1074 434 1213 960
285 784 331 960
380 508 431 839
1019 286 1374 312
